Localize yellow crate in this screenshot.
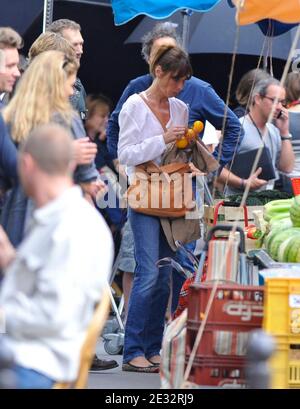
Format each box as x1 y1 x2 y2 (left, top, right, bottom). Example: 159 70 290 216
269 336 300 389
263 278 300 335
263 278 300 388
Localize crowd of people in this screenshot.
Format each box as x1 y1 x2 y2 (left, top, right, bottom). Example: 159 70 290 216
0 18 299 387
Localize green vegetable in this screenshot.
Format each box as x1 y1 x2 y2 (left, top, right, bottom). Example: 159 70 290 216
286 237 300 262
277 236 298 262
290 197 300 227
226 190 292 207
268 228 300 260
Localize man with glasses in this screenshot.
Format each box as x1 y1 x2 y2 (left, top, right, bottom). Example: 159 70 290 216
218 77 295 194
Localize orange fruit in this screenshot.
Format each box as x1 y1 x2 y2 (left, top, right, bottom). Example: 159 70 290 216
185 128 196 141
176 137 188 149
193 120 204 134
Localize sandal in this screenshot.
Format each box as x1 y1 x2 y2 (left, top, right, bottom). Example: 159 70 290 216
147 360 160 367
122 362 159 373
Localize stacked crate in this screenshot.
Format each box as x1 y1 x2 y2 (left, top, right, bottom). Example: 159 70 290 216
203 202 264 252
186 283 264 387
263 278 300 388
204 202 263 232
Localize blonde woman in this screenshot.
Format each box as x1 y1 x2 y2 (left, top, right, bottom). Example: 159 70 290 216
27 32 97 167
1 50 103 246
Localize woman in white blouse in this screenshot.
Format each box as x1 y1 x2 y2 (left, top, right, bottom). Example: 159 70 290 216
118 45 193 372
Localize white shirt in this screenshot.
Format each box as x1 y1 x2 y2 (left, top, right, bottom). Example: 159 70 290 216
0 186 114 382
118 93 188 181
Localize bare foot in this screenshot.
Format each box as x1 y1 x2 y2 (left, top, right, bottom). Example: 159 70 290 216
130 356 153 368
148 355 161 365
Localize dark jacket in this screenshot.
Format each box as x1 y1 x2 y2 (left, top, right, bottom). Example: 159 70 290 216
106 74 243 167
70 78 87 122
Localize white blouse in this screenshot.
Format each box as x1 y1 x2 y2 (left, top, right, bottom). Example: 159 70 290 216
118 93 188 180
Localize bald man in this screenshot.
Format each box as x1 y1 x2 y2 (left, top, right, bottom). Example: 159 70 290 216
0 123 114 388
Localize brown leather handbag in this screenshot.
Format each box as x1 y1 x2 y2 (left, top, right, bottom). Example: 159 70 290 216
126 161 195 218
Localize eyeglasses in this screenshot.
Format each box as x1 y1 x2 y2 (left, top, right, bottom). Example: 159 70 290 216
262 95 287 107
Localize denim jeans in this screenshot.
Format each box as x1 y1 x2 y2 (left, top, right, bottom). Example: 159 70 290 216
123 209 175 363
11 365 54 389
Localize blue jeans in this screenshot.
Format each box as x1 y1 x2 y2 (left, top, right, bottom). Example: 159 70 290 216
123 209 175 363
11 364 54 389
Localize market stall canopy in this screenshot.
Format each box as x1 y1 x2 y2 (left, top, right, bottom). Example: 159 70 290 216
233 0 300 25
125 1 300 60
111 0 221 25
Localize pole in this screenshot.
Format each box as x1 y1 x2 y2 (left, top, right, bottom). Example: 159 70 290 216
43 0 54 33
181 9 193 52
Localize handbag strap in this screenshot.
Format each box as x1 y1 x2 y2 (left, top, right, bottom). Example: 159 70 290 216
139 92 168 132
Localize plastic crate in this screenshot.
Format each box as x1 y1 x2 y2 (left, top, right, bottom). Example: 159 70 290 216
186 355 246 388
263 278 300 336
185 284 264 387
187 283 264 329
291 178 300 196
263 278 300 388
186 325 251 358
268 336 300 389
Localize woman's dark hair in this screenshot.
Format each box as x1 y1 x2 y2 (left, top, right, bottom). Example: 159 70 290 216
285 72 300 105
149 45 192 80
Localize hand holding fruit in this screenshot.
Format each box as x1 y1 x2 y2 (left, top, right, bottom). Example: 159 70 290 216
176 120 204 149
163 125 186 144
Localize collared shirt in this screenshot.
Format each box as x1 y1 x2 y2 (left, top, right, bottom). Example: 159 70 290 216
118 93 188 182
107 74 243 166
0 186 114 382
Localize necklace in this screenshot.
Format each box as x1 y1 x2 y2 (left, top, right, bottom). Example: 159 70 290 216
247 113 266 140
247 113 276 160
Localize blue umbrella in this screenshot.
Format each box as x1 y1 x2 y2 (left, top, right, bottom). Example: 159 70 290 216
125 1 300 61
111 0 221 49
111 0 221 25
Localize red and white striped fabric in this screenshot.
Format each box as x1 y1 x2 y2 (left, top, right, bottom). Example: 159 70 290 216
206 239 239 282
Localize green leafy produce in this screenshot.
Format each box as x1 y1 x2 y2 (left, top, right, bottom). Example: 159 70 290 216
226 190 292 206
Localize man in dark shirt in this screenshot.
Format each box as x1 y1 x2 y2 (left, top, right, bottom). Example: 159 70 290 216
0 27 23 206
47 19 87 121
0 27 22 105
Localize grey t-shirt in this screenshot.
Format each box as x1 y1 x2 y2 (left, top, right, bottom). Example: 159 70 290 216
225 115 281 196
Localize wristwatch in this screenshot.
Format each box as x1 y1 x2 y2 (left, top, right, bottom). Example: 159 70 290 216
280 133 292 141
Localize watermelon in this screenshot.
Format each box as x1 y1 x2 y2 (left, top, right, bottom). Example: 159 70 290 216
287 237 300 262
277 236 300 262
269 229 300 260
